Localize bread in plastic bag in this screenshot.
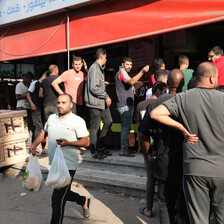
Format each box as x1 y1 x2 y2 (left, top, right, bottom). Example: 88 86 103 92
22 154 43 192
45 145 71 189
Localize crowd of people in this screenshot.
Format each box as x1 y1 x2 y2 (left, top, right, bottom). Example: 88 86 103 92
14 45 224 224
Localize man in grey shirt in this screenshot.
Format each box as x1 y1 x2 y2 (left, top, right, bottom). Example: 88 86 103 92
150 62 224 224
84 48 113 159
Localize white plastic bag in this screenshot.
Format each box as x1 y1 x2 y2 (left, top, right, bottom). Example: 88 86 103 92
45 145 71 189
22 154 43 192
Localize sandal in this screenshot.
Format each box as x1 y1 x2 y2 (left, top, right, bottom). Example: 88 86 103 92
119 151 135 157
79 150 84 155
83 198 91 219
139 207 153 218
92 152 107 159
103 149 112 156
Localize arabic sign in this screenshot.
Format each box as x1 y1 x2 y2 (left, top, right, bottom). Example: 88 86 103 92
0 0 96 26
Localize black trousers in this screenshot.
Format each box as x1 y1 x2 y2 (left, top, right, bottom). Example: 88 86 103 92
157 179 188 224
50 170 86 224
31 109 43 141
142 149 156 211
16 107 34 135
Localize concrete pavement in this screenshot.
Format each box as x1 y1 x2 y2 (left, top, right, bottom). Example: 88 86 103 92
0 165 160 224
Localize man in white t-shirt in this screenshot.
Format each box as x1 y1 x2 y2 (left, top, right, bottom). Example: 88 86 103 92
16 72 33 132
15 72 32 110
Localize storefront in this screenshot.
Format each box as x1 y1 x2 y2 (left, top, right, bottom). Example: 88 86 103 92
1 0 224 147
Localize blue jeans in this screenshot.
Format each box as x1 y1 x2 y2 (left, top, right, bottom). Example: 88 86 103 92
117 106 133 152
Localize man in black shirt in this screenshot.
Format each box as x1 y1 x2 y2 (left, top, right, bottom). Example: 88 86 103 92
139 69 187 224
39 65 60 122
136 81 167 219
27 71 48 153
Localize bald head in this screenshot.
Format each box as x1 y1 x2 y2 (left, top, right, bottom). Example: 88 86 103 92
167 69 184 93
195 62 218 89
196 62 217 80
49 64 59 76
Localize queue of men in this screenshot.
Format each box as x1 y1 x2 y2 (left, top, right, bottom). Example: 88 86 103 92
14 45 224 224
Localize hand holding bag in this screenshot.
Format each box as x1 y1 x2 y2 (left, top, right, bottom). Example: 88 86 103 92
22 154 43 192
45 145 71 189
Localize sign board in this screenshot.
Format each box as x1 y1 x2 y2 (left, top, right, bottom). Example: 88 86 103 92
0 0 99 26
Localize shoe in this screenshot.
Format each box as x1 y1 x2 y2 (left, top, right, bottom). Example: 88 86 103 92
103 149 112 156
38 149 45 155
139 207 153 218
97 147 112 156
119 151 135 157
36 149 46 157
92 152 107 159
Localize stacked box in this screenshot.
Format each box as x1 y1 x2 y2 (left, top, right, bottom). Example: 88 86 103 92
0 110 29 168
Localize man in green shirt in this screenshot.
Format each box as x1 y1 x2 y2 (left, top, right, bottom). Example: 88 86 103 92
178 55 194 92
30 94 90 223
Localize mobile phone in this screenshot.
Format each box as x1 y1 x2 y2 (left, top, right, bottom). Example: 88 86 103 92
56 139 62 143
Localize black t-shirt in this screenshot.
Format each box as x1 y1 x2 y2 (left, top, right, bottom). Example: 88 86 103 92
41 75 64 108
138 95 184 183
30 81 42 109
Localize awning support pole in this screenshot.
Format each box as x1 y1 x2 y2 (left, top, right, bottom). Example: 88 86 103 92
67 12 70 70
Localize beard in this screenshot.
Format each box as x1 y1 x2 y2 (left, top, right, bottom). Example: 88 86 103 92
58 108 70 116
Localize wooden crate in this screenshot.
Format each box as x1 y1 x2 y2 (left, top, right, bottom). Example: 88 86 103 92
0 140 27 167
1 115 25 137
0 110 28 167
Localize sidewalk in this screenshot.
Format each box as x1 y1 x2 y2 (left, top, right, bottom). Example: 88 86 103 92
0 156 160 224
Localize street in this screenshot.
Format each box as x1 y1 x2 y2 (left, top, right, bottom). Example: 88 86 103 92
0 167 160 224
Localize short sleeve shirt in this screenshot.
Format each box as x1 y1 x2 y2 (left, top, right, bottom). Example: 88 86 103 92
181 69 194 92
115 68 135 108
44 112 88 170
28 80 42 109
41 75 59 107
163 88 224 177
145 88 152 99
118 69 131 83
59 70 85 105
15 82 30 109
28 80 37 93
213 56 224 85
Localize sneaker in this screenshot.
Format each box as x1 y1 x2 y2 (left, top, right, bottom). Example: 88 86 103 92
38 149 45 155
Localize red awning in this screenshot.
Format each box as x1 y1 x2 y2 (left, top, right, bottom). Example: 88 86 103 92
1 0 224 61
